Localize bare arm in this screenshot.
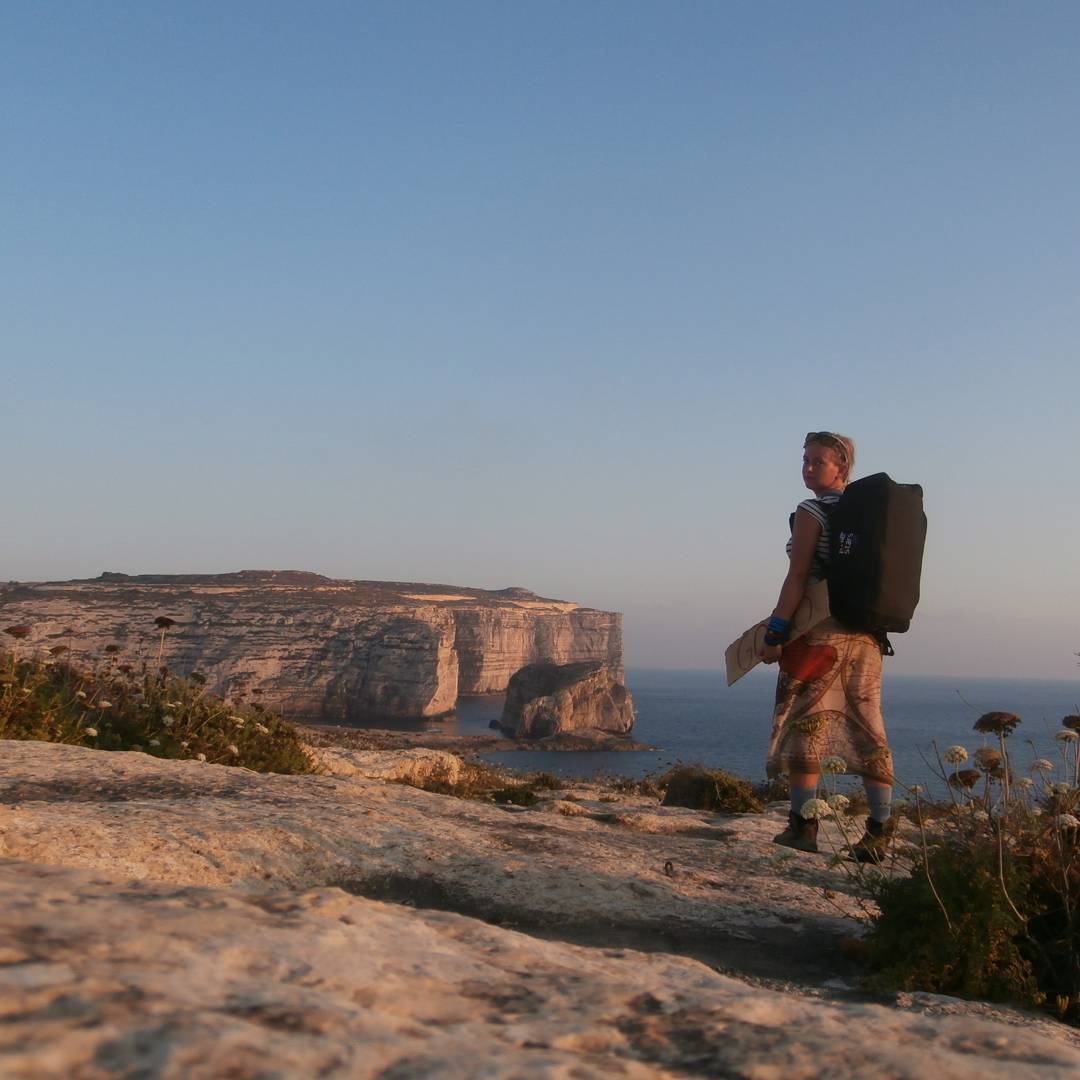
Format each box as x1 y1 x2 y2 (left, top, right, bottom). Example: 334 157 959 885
757 508 822 663
773 508 821 620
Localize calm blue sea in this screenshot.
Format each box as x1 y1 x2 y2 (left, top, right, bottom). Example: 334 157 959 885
404 668 1080 790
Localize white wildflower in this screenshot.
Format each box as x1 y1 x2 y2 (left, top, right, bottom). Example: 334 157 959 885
1016 777 1034 791
1056 814 1080 829
799 798 833 820
164 701 182 709
196 753 206 762
84 726 98 737
942 746 968 764
1055 730 1080 742
826 793 850 811
1053 782 1072 796
227 744 239 756
149 739 160 748
910 785 924 795
162 714 175 726
255 723 269 735
821 756 847 775
972 809 990 822
97 700 112 709
973 747 1002 769
180 740 190 749
1032 759 1054 772
75 690 87 699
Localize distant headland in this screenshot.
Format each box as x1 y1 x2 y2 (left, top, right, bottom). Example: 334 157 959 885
0 571 623 723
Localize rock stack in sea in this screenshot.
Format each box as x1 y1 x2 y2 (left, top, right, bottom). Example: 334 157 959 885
496 660 635 739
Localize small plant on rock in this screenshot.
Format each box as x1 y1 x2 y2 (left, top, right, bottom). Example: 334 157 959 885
0 646 314 775
659 765 764 814
859 711 1080 1022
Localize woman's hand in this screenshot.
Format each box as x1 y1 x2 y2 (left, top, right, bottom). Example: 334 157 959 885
758 642 782 665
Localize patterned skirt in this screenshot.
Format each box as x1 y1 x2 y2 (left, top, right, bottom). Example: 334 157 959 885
766 617 893 783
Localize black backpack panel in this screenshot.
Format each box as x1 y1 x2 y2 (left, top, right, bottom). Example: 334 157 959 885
826 473 926 635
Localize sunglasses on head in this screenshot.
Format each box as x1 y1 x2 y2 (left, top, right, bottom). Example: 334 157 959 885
805 432 848 461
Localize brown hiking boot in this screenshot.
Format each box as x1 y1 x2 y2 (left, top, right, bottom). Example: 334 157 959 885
846 816 895 863
772 811 819 853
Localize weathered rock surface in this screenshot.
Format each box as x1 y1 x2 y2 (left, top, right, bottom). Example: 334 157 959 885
308 745 463 787
0 572 622 722
498 661 635 739
4 863 1079 1080
1 740 1078 1077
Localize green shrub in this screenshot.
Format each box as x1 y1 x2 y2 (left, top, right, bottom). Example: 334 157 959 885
491 785 539 806
660 765 764 814
0 649 315 775
857 716 1080 1023
605 774 663 799
408 760 506 798
527 771 564 791
865 835 1041 1006
752 775 790 804
406 762 563 805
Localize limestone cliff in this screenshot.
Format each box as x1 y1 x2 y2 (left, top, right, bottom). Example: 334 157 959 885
0 572 623 722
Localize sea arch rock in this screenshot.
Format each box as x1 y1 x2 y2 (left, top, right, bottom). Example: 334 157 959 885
498 660 635 740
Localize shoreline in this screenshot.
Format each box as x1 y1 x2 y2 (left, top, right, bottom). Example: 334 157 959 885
303 723 656 755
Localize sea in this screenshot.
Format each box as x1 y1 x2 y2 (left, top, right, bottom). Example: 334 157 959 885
368 668 1080 793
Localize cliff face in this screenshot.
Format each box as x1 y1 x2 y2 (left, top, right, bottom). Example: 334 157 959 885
0 572 622 722
453 602 623 693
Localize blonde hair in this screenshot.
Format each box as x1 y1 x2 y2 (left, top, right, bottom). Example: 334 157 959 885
805 431 856 484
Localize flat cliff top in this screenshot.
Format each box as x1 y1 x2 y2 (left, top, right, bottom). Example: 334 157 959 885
0 571 603 614
1 739 1077 1077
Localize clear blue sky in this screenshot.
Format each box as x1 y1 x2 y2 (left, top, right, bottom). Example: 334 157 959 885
3 2 1078 678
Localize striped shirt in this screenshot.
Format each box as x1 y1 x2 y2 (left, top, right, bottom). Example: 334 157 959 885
786 493 841 584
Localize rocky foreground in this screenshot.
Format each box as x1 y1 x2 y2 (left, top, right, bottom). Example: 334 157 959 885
1 741 1078 1078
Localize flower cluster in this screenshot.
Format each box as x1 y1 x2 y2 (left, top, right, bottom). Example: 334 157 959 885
799 798 833 820
0 637 314 776
973 747 1003 770
860 708 1080 1022
974 711 1021 737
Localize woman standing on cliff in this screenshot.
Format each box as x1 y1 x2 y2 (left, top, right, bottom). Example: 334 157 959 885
757 432 894 861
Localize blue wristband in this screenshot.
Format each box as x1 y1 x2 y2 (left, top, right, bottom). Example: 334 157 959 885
764 616 792 647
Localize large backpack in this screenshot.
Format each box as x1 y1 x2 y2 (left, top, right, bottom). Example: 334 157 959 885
824 473 926 644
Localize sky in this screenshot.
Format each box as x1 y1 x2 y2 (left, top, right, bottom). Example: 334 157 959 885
3 2 1079 679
